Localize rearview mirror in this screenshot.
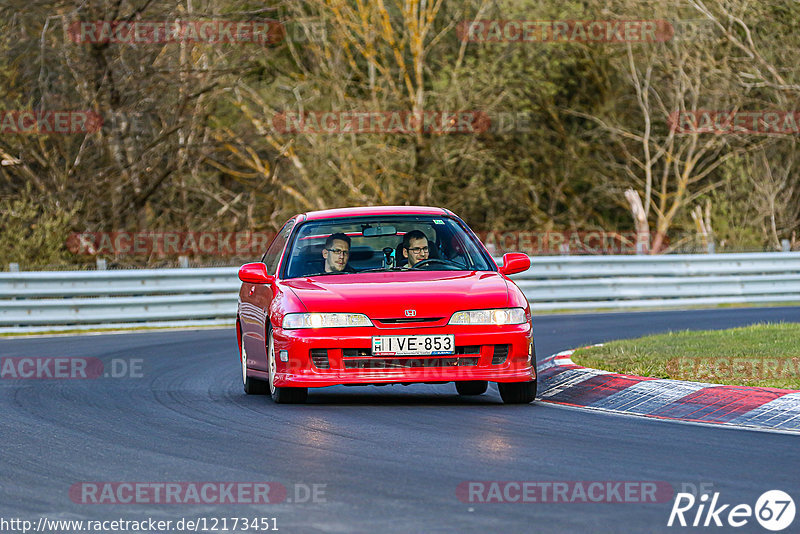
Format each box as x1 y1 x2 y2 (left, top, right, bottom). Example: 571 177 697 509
498 253 530 276
362 225 397 237
238 262 275 284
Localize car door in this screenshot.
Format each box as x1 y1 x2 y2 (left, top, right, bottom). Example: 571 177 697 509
240 219 295 372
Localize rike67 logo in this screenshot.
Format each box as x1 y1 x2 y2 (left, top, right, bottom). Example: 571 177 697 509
668 490 795 531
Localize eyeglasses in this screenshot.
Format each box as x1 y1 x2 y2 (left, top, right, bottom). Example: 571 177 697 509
407 246 429 254
326 248 350 256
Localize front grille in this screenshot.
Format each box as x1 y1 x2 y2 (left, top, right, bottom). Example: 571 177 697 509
344 357 479 369
310 349 330 369
342 348 372 358
342 346 478 358
375 317 443 324
492 344 510 365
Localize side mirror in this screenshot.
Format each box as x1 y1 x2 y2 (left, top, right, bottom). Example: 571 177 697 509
498 253 531 276
238 262 275 284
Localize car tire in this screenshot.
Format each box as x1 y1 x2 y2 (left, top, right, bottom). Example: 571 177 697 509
455 380 488 396
497 379 537 404
239 325 269 395
268 328 308 404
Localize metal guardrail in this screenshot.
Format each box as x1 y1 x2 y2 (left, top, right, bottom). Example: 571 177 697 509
1 252 799 332
0 268 240 333
512 252 800 310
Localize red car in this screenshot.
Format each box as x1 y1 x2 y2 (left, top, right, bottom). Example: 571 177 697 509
236 206 535 404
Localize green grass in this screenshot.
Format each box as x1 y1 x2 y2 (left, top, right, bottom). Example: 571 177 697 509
572 323 800 390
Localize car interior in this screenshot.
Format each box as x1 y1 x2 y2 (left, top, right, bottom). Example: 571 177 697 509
283 218 484 278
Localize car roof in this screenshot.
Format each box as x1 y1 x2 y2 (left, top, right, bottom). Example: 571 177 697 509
302 205 450 221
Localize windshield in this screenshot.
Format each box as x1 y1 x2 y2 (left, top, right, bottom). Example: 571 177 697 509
282 215 495 278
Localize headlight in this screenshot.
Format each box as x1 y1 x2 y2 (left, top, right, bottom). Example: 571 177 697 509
282 313 373 329
448 308 527 326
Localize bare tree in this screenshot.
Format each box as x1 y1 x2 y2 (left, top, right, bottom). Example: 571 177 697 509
568 8 755 252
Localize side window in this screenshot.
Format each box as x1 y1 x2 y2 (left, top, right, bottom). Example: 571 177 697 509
262 221 295 275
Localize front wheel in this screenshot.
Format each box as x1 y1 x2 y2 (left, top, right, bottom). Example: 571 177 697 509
497 380 537 404
240 331 269 395
268 329 308 404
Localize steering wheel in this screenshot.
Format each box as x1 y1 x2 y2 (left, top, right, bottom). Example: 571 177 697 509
411 258 461 269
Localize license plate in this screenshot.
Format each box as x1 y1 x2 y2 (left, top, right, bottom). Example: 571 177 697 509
372 335 454 356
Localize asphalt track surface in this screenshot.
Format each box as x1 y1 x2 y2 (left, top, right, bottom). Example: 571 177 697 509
2 307 800 534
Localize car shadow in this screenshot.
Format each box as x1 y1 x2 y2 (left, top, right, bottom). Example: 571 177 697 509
300 384 504 406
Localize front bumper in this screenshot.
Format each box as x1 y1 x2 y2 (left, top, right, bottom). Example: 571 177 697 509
267 323 535 388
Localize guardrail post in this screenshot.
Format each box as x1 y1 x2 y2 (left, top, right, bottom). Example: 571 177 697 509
8 263 19 272
178 256 189 268
782 239 791 252
96 259 107 270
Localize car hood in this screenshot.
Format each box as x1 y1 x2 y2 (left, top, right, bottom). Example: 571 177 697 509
283 271 510 318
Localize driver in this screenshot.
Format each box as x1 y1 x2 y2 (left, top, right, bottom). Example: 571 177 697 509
322 233 356 273
402 230 430 268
